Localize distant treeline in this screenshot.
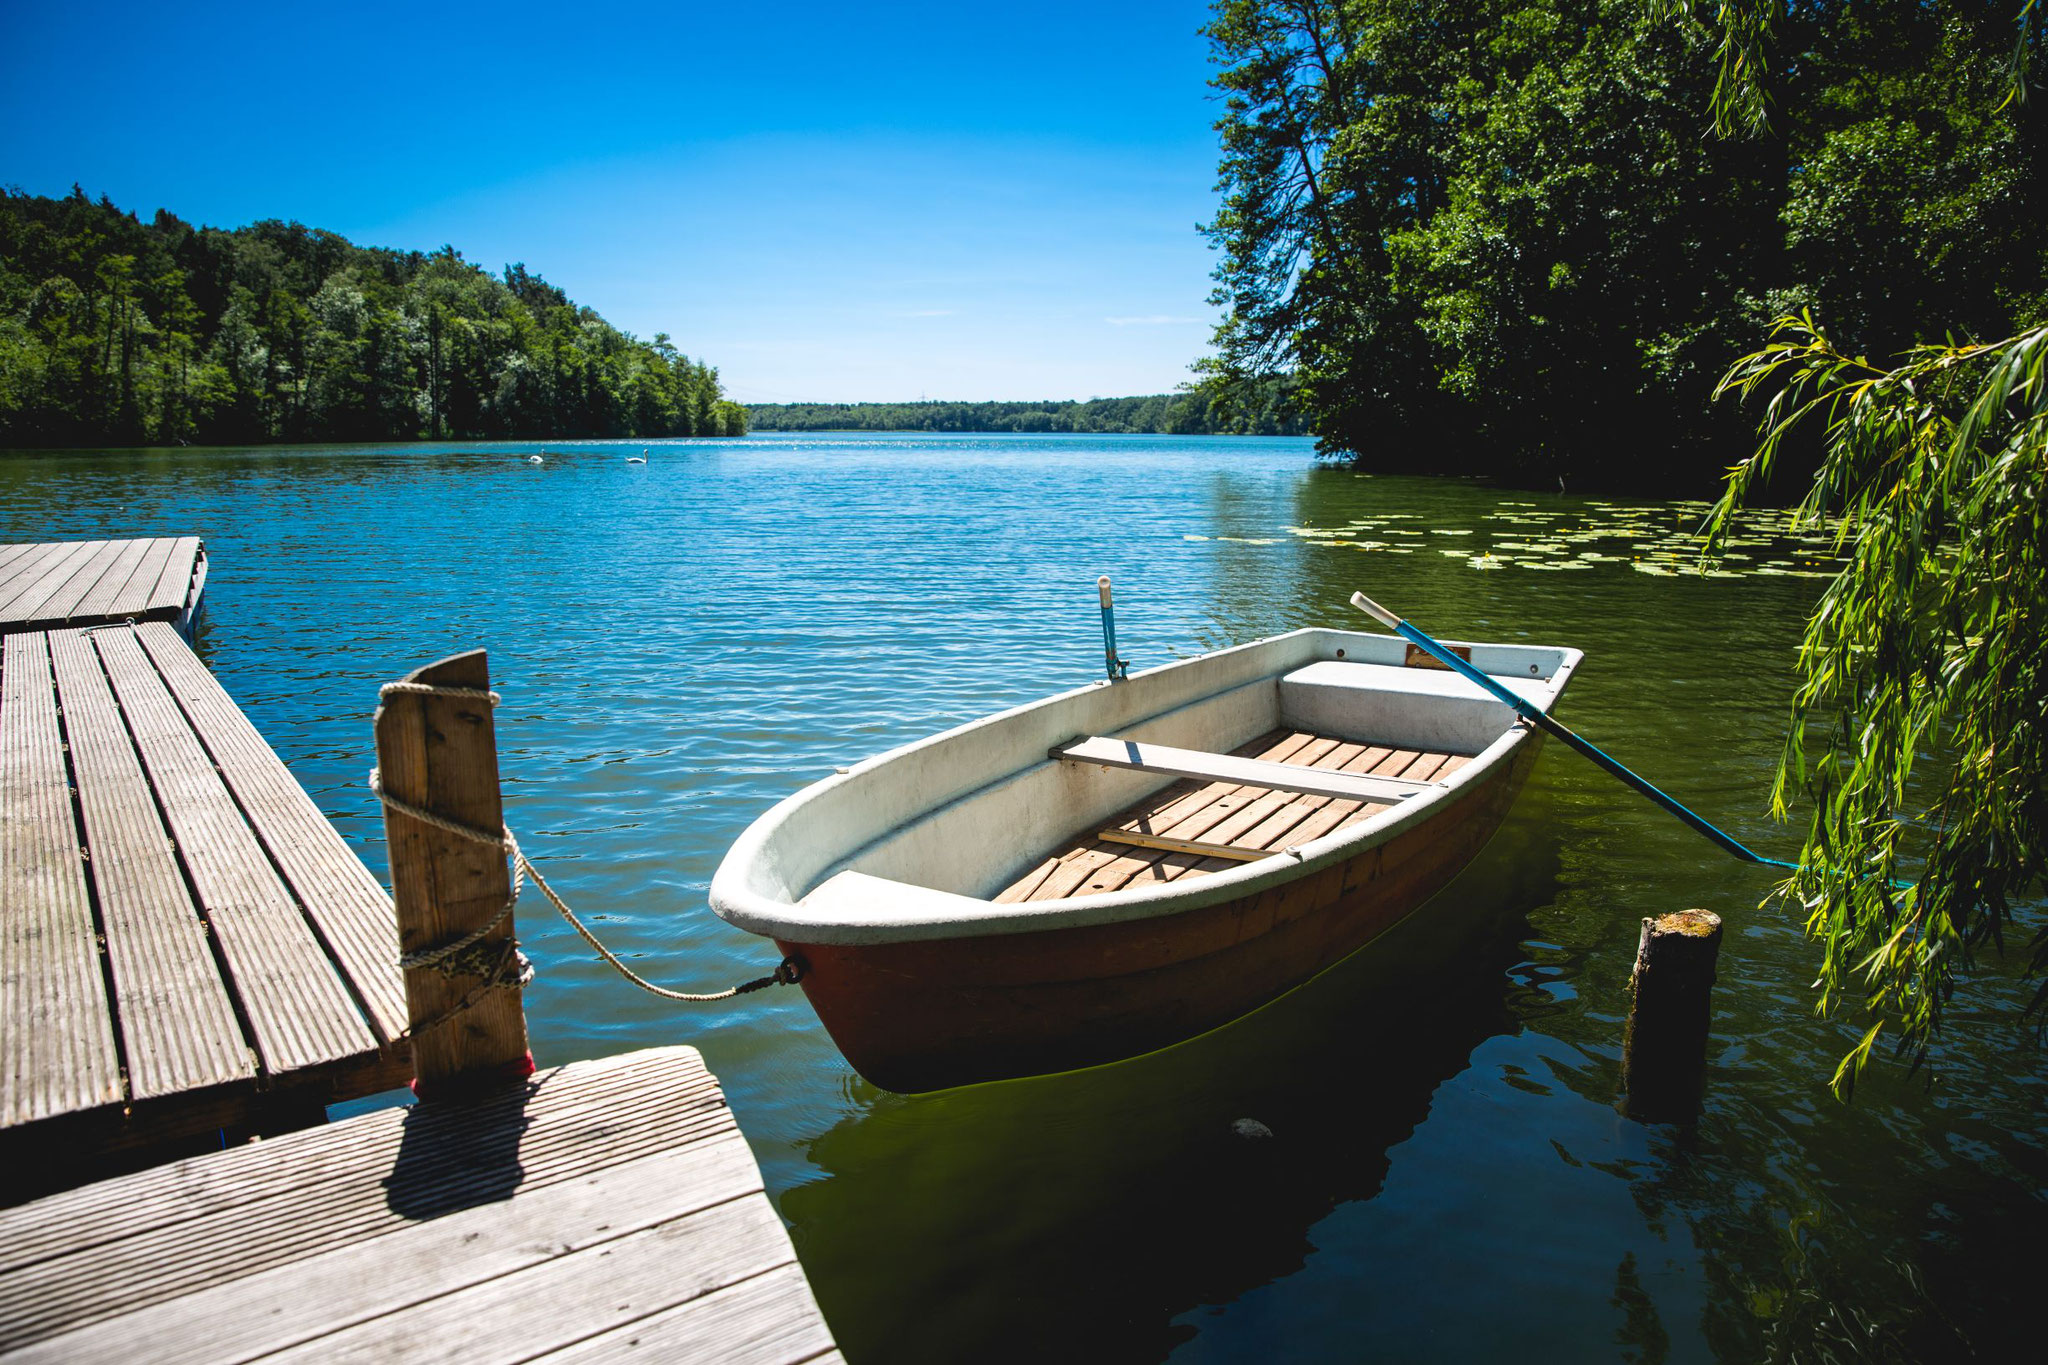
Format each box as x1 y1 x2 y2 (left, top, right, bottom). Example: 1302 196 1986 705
745 382 1305 436
0 186 747 447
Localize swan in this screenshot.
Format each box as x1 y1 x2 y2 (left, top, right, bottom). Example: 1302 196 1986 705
528 454 544 464
627 448 648 464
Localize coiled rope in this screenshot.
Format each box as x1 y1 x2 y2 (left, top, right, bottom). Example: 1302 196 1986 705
370 679 801 1031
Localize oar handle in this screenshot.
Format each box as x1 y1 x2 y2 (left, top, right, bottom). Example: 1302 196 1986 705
1349 591 1402 630
1353 591 1543 719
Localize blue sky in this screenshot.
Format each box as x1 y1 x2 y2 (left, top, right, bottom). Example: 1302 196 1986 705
0 1 1229 402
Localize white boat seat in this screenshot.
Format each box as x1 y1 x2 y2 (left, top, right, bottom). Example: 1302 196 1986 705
1051 735 1436 804
1278 658 1563 755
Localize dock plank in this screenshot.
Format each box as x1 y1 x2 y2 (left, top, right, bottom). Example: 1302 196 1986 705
265 1196 794 1364
531 1261 838 1365
0 634 123 1126
136 621 407 1041
0 544 44 576
92 627 374 1075
68 538 160 622
21 540 128 627
0 1048 722 1286
0 542 418 1170
0 540 205 634
7 1132 764 1364
0 545 79 618
0 1047 835 1365
103 538 178 618
0 541 105 624
141 536 202 615
45 630 252 1101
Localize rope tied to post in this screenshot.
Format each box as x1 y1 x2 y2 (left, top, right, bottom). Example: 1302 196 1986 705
371 679 802 1021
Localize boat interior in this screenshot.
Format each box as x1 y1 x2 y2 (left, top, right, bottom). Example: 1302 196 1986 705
714 632 1580 947
795 645 1565 913
995 727 1475 902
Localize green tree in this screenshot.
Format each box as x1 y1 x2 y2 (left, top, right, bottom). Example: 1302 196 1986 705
1202 0 2046 488
0 187 744 446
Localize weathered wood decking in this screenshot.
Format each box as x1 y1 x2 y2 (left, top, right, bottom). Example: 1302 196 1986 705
0 1046 841 1364
0 544 838 1359
0 538 206 634
0 619 407 1173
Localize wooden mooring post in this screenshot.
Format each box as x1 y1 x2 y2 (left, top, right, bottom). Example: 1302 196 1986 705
1621 908 1723 1122
372 649 533 1097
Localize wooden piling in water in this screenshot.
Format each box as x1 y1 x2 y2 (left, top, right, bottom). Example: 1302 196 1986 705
372 649 532 1097
1622 908 1723 1121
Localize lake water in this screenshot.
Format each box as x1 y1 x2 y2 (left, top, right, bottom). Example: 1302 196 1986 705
3 432 2039 1362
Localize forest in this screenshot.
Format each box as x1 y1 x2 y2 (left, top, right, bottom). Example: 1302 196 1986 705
1204 0 2047 488
746 381 1305 435
0 187 747 447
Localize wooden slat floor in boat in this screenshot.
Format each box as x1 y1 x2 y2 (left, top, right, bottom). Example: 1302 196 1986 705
998 729 1473 903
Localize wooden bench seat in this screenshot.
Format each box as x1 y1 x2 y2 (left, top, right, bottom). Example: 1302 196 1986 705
1053 735 1438 805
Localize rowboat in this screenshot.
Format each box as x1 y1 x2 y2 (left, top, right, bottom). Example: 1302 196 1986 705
709 617 1581 1092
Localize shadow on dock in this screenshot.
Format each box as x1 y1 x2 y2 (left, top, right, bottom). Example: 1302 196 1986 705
383 1074 539 1219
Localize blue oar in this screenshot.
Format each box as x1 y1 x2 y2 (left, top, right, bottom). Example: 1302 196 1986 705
1349 591 1799 873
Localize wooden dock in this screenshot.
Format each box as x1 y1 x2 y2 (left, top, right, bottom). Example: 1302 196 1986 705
0 607 840 1361
0 1046 841 1365
1 619 409 1177
0 538 206 634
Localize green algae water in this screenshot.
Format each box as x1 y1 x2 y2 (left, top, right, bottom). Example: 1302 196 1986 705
3 433 2039 1362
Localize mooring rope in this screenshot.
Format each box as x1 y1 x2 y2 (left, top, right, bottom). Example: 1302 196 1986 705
378 680 503 705
365 766 523 972
369 679 800 1025
517 847 800 1001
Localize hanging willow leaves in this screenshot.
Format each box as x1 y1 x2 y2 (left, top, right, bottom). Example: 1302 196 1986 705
1649 0 1778 137
1711 315 2048 1094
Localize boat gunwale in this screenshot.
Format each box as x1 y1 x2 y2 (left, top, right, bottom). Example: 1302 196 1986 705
709 628 1581 946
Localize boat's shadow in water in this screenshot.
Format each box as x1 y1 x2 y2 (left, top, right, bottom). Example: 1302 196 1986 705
782 811 1563 1364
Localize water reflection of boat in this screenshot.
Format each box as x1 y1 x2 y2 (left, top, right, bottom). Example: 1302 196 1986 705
710 623 1581 1092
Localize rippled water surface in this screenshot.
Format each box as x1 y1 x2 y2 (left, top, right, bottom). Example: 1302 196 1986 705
4 433 2039 1362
